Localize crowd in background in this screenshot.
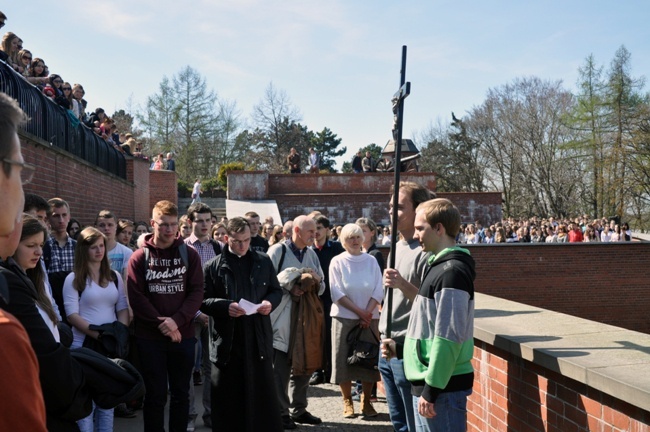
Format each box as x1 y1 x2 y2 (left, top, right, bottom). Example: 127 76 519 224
457 216 632 244
0 13 150 160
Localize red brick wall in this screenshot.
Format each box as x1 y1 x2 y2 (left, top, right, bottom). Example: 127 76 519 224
227 171 269 200
227 171 503 225
22 136 134 226
149 169 178 212
467 243 650 334
20 133 176 226
470 341 650 431
128 158 152 223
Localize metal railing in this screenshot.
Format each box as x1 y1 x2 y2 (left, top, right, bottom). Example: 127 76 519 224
0 61 126 179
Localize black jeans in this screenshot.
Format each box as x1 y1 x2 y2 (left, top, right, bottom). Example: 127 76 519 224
137 337 195 432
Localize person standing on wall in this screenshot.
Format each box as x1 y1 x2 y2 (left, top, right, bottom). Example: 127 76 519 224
287 148 301 174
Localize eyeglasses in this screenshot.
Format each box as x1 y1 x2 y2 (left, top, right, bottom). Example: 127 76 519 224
152 220 179 230
2 158 36 184
229 237 251 246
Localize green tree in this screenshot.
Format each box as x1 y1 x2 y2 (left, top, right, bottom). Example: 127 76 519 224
604 45 646 219
137 76 179 157
173 66 219 180
419 116 486 192
310 127 346 172
566 54 608 218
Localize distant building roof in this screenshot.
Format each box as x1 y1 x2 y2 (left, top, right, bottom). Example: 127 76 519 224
382 138 419 156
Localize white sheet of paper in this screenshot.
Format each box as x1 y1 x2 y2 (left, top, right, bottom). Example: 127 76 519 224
238 298 261 315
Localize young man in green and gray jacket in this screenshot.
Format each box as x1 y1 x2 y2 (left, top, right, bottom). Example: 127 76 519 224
382 198 475 432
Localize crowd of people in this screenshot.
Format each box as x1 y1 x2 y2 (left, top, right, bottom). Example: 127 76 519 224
0 11 158 162
1 92 479 432
457 216 633 244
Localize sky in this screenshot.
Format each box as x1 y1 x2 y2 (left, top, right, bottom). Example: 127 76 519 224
7 1 650 170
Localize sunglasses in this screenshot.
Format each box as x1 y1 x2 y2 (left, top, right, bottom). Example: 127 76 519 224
62 87 72 91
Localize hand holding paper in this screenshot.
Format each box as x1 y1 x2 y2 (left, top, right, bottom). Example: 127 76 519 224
238 298 262 315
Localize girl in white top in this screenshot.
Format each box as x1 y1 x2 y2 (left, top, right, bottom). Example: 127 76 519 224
62 227 129 432
329 223 383 418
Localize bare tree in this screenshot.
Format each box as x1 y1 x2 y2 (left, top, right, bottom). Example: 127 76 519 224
467 77 583 217
251 82 302 171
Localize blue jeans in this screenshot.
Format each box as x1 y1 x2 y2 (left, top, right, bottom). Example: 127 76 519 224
137 337 195 432
378 356 416 432
412 389 471 432
77 403 113 432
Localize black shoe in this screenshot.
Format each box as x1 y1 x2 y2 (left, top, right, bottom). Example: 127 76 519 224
282 415 297 430
114 403 137 418
291 411 322 425
309 371 324 386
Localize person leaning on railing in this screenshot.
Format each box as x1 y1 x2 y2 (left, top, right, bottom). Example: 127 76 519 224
25 57 49 87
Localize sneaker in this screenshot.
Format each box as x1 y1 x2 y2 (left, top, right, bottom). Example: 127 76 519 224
281 415 297 430
291 411 322 425
114 403 136 418
187 418 195 432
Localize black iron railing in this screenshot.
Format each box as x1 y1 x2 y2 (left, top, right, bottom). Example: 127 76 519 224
0 61 126 179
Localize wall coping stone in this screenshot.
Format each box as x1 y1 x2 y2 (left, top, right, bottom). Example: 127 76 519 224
474 293 650 412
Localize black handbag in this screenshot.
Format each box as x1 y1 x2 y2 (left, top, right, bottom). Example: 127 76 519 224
346 325 380 370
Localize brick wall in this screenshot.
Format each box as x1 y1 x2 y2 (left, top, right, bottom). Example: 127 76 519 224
20 133 176 226
467 243 650 334
127 157 153 223
149 169 178 213
227 171 503 225
470 341 650 431
227 171 269 200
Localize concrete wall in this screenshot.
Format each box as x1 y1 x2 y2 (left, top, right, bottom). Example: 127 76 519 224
471 294 650 431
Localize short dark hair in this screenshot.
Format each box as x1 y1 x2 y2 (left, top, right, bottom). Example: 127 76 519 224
0 93 28 177
24 193 49 213
48 197 70 213
227 217 250 236
396 181 436 209
95 209 117 225
313 214 331 229
244 211 259 219
186 202 212 222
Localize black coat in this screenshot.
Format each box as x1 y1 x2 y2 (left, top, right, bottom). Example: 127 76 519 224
201 248 282 366
0 259 92 432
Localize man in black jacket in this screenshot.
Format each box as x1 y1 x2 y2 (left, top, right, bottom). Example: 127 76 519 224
201 217 284 431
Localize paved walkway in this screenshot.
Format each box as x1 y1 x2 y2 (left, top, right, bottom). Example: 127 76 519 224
115 383 394 431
